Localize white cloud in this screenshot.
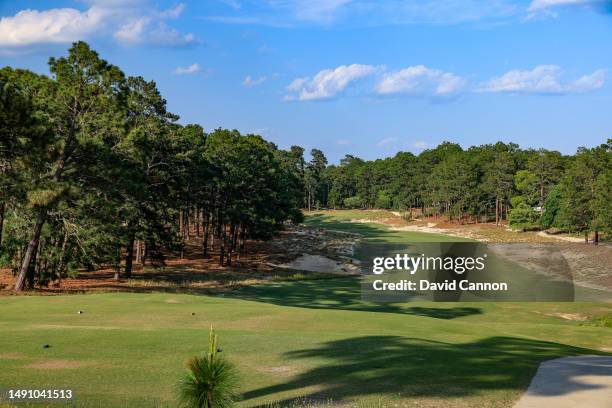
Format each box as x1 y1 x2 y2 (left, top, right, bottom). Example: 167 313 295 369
0 7 108 47
528 0 587 12
285 64 378 101
477 65 606 94
376 137 398 147
113 4 195 46
204 0 519 27
114 16 149 44
526 0 608 18
174 63 200 75
218 0 242 10
412 140 429 149
290 0 354 23
159 4 186 19
242 75 267 87
115 19 195 46
0 2 195 50
84 0 146 6
376 65 466 98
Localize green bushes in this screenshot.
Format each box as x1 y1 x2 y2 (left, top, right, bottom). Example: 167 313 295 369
508 203 539 231
540 185 562 230
177 327 240 408
343 196 363 209
374 191 392 209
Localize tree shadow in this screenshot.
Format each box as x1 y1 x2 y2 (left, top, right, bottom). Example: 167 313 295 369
403 306 482 319
231 277 482 319
243 335 609 406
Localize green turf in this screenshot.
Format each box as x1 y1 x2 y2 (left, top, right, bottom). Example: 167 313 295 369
304 211 469 243
0 211 610 408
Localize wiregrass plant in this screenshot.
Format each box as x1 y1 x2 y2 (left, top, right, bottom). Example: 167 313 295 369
177 327 240 408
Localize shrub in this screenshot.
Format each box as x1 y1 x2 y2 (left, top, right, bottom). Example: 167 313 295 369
343 196 362 209
177 327 240 408
508 203 539 231
581 313 612 328
540 184 562 230
374 191 392 209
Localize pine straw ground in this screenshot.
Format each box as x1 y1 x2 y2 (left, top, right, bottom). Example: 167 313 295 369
0 225 359 294
1 209 611 294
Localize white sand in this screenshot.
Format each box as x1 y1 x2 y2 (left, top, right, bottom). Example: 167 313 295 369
280 254 359 274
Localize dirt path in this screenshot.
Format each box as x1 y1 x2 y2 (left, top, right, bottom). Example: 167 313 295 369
513 356 612 408
537 231 585 243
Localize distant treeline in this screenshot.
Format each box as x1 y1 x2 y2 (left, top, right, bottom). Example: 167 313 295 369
0 42 303 291
298 139 610 240
1 43 610 292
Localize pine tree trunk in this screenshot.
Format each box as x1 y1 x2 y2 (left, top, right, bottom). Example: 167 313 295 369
226 224 234 267
135 240 141 265
0 201 5 248
185 208 191 239
124 231 136 278
14 210 47 292
33 239 42 288
219 227 226 267
179 210 183 237
594 230 599 245
504 200 508 221
56 229 69 287
114 245 121 280
203 211 210 256
196 208 201 237
495 197 499 226
141 241 146 268
240 226 246 252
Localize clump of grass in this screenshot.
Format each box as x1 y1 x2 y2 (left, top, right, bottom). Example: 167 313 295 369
581 313 612 328
177 326 240 408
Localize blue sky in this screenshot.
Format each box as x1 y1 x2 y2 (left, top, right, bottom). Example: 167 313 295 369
1 0 611 162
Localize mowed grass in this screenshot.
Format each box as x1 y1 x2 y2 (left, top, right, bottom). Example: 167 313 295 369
0 210 610 408
303 210 469 243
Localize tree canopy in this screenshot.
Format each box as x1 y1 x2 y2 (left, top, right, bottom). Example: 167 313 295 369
0 43 304 291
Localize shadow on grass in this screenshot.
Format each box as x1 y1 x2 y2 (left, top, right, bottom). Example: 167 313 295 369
403 306 482 319
231 277 482 319
244 335 607 406
225 214 479 318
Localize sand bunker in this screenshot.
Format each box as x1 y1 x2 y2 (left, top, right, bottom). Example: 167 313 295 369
279 254 359 274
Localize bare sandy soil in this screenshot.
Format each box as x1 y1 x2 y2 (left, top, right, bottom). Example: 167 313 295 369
345 211 611 292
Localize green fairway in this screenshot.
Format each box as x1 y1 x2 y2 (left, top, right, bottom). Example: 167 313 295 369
0 212 610 407
304 211 469 243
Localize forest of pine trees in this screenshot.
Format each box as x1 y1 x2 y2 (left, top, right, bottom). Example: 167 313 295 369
1 42 610 292
0 42 304 291
302 140 610 241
